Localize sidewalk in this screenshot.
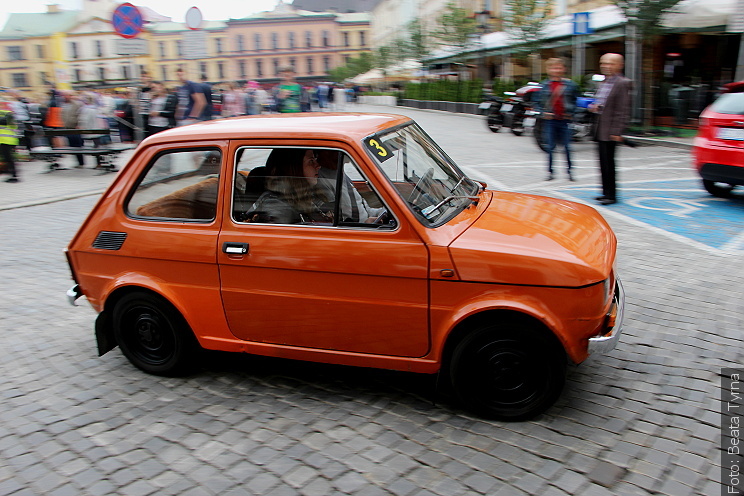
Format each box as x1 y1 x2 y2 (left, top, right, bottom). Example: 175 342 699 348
0 148 135 211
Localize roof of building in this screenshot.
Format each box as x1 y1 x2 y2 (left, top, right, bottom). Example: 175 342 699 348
291 0 381 13
0 10 81 38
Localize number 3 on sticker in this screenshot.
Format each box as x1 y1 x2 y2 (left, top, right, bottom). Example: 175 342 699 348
365 138 392 162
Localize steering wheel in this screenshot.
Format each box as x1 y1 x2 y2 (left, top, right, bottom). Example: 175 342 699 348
374 208 391 225
408 169 434 206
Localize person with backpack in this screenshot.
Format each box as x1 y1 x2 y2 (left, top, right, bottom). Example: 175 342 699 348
0 98 20 182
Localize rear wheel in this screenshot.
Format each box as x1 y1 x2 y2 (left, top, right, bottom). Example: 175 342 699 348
511 114 525 136
450 323 566 421
534 118 549 152
703 179 735 198
486 108 503 133
113 292 197 376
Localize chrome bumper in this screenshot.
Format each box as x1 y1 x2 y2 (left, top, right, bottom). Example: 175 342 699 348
67 284 83 306
588 278 625 355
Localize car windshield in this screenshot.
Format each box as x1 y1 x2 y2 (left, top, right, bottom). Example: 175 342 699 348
364 123 480 226
711 93 744 115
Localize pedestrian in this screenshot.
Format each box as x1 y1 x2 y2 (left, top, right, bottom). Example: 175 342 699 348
199 75 214 120
590 53 632 205
274 67 302 113
333 84 346 111
0 99 20 182
61 90 86 168
316 82 329 110
138 70 153 141
535 58 579 181
78 92 107 168
175 68 206 125
8 91 32 156
222 82 245 117
147 82 177 136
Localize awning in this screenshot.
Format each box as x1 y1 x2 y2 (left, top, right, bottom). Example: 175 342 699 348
661 0 737 29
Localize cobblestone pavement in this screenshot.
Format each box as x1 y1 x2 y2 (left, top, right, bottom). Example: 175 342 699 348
0 105 741 495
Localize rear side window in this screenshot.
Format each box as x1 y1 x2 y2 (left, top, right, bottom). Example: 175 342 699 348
711 93 744 115
127 148 222 221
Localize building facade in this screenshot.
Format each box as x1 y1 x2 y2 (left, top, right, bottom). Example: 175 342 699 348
0 0 371 96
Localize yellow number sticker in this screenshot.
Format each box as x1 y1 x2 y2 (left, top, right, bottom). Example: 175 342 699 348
365 138 392 162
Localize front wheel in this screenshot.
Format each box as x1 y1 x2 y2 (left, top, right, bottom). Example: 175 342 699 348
702 179 735 198
486 108 502 132
113 292 197 376
450 324 566 421
511 114 525 136
534 118 549 152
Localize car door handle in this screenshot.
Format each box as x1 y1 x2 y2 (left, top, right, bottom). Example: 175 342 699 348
222 242 249 255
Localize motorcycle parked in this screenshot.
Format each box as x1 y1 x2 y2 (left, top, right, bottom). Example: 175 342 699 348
503 82 542 136
479 96 505 133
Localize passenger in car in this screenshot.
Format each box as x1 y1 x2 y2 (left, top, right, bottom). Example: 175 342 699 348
247 148 334 224
316 149 385 223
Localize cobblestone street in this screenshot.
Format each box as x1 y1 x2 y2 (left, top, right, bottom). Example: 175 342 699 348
0 105 741 495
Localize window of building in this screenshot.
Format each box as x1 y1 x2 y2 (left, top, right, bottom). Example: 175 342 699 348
218 61 225 80
360 31 366 47
289 58 296 73
306 57 314 75
98 66 106 81
122 65 130 80
73 68 82 82
343 32 349 47
159 41 166 58
256 59 263 77
288 32 295 49
322 31 330 47
39 72 48 85
216 38 223 54
7 46 24 61
176 40 183 57
273 58 279 76
12 73 29 87
127 148 222 221
237 35 244 52
271 32 279 50
254 33 262 51
95 40 103 57
36 45 45 59
200 62 207 80
323 56 330 73
344 55 350 65
239 60 246 78
70 42 79 59
305 31 312 48
161 65 167 81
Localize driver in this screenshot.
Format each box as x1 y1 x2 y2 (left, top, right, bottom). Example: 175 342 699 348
316 149 385 223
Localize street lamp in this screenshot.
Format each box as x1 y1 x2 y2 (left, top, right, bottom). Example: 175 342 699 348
476 10 491 81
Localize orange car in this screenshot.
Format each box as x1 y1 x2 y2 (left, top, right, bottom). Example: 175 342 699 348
66 113 624 420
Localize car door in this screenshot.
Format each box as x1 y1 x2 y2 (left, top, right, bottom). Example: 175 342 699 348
217 144 430 358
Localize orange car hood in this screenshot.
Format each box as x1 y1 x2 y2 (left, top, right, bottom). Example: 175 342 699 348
449 191 615 287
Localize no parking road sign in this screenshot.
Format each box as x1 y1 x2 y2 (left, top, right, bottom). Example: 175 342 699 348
113 3 143 39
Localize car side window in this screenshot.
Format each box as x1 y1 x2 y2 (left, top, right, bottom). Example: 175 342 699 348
126 148 222 221
232 147 393 229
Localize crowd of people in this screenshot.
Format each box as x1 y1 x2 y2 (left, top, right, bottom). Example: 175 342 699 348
0 66 364 182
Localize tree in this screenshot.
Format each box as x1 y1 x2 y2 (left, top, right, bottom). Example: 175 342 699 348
432 2 478 65
502 0 550 79
327 52 374 83
613 0 684 127
407 18 431 65
502 0 550 53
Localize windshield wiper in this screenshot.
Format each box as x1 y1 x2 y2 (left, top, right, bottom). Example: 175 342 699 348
421 195 480 218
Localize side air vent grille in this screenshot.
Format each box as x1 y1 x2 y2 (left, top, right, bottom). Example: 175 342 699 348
92 231 127 250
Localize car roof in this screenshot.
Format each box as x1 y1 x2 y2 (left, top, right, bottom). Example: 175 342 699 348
142 113 413 145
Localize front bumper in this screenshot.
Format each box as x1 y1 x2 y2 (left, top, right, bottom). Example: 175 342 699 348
67 284 83 306
588 278 625 355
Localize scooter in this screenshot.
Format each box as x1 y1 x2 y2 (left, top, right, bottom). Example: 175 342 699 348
534 92 598 151
503 82 542 136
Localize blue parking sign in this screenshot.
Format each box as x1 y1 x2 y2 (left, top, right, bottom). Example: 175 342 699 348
573 12 592 35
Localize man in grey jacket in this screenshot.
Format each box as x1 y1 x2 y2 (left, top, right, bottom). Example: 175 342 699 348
590 53 632 205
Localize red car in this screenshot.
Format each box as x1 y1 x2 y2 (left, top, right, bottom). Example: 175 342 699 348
693 81 744 197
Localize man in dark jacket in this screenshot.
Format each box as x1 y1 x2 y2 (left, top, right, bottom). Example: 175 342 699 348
590 53 632 205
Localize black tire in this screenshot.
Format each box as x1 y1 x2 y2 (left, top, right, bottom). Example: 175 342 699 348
702 179 735 198
450 323 566 421
511 114 525 136
534 118 549 152
486 108 502 133
113 292 197 376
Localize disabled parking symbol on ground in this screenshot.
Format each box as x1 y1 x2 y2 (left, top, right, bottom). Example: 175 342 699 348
562 178 744 254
